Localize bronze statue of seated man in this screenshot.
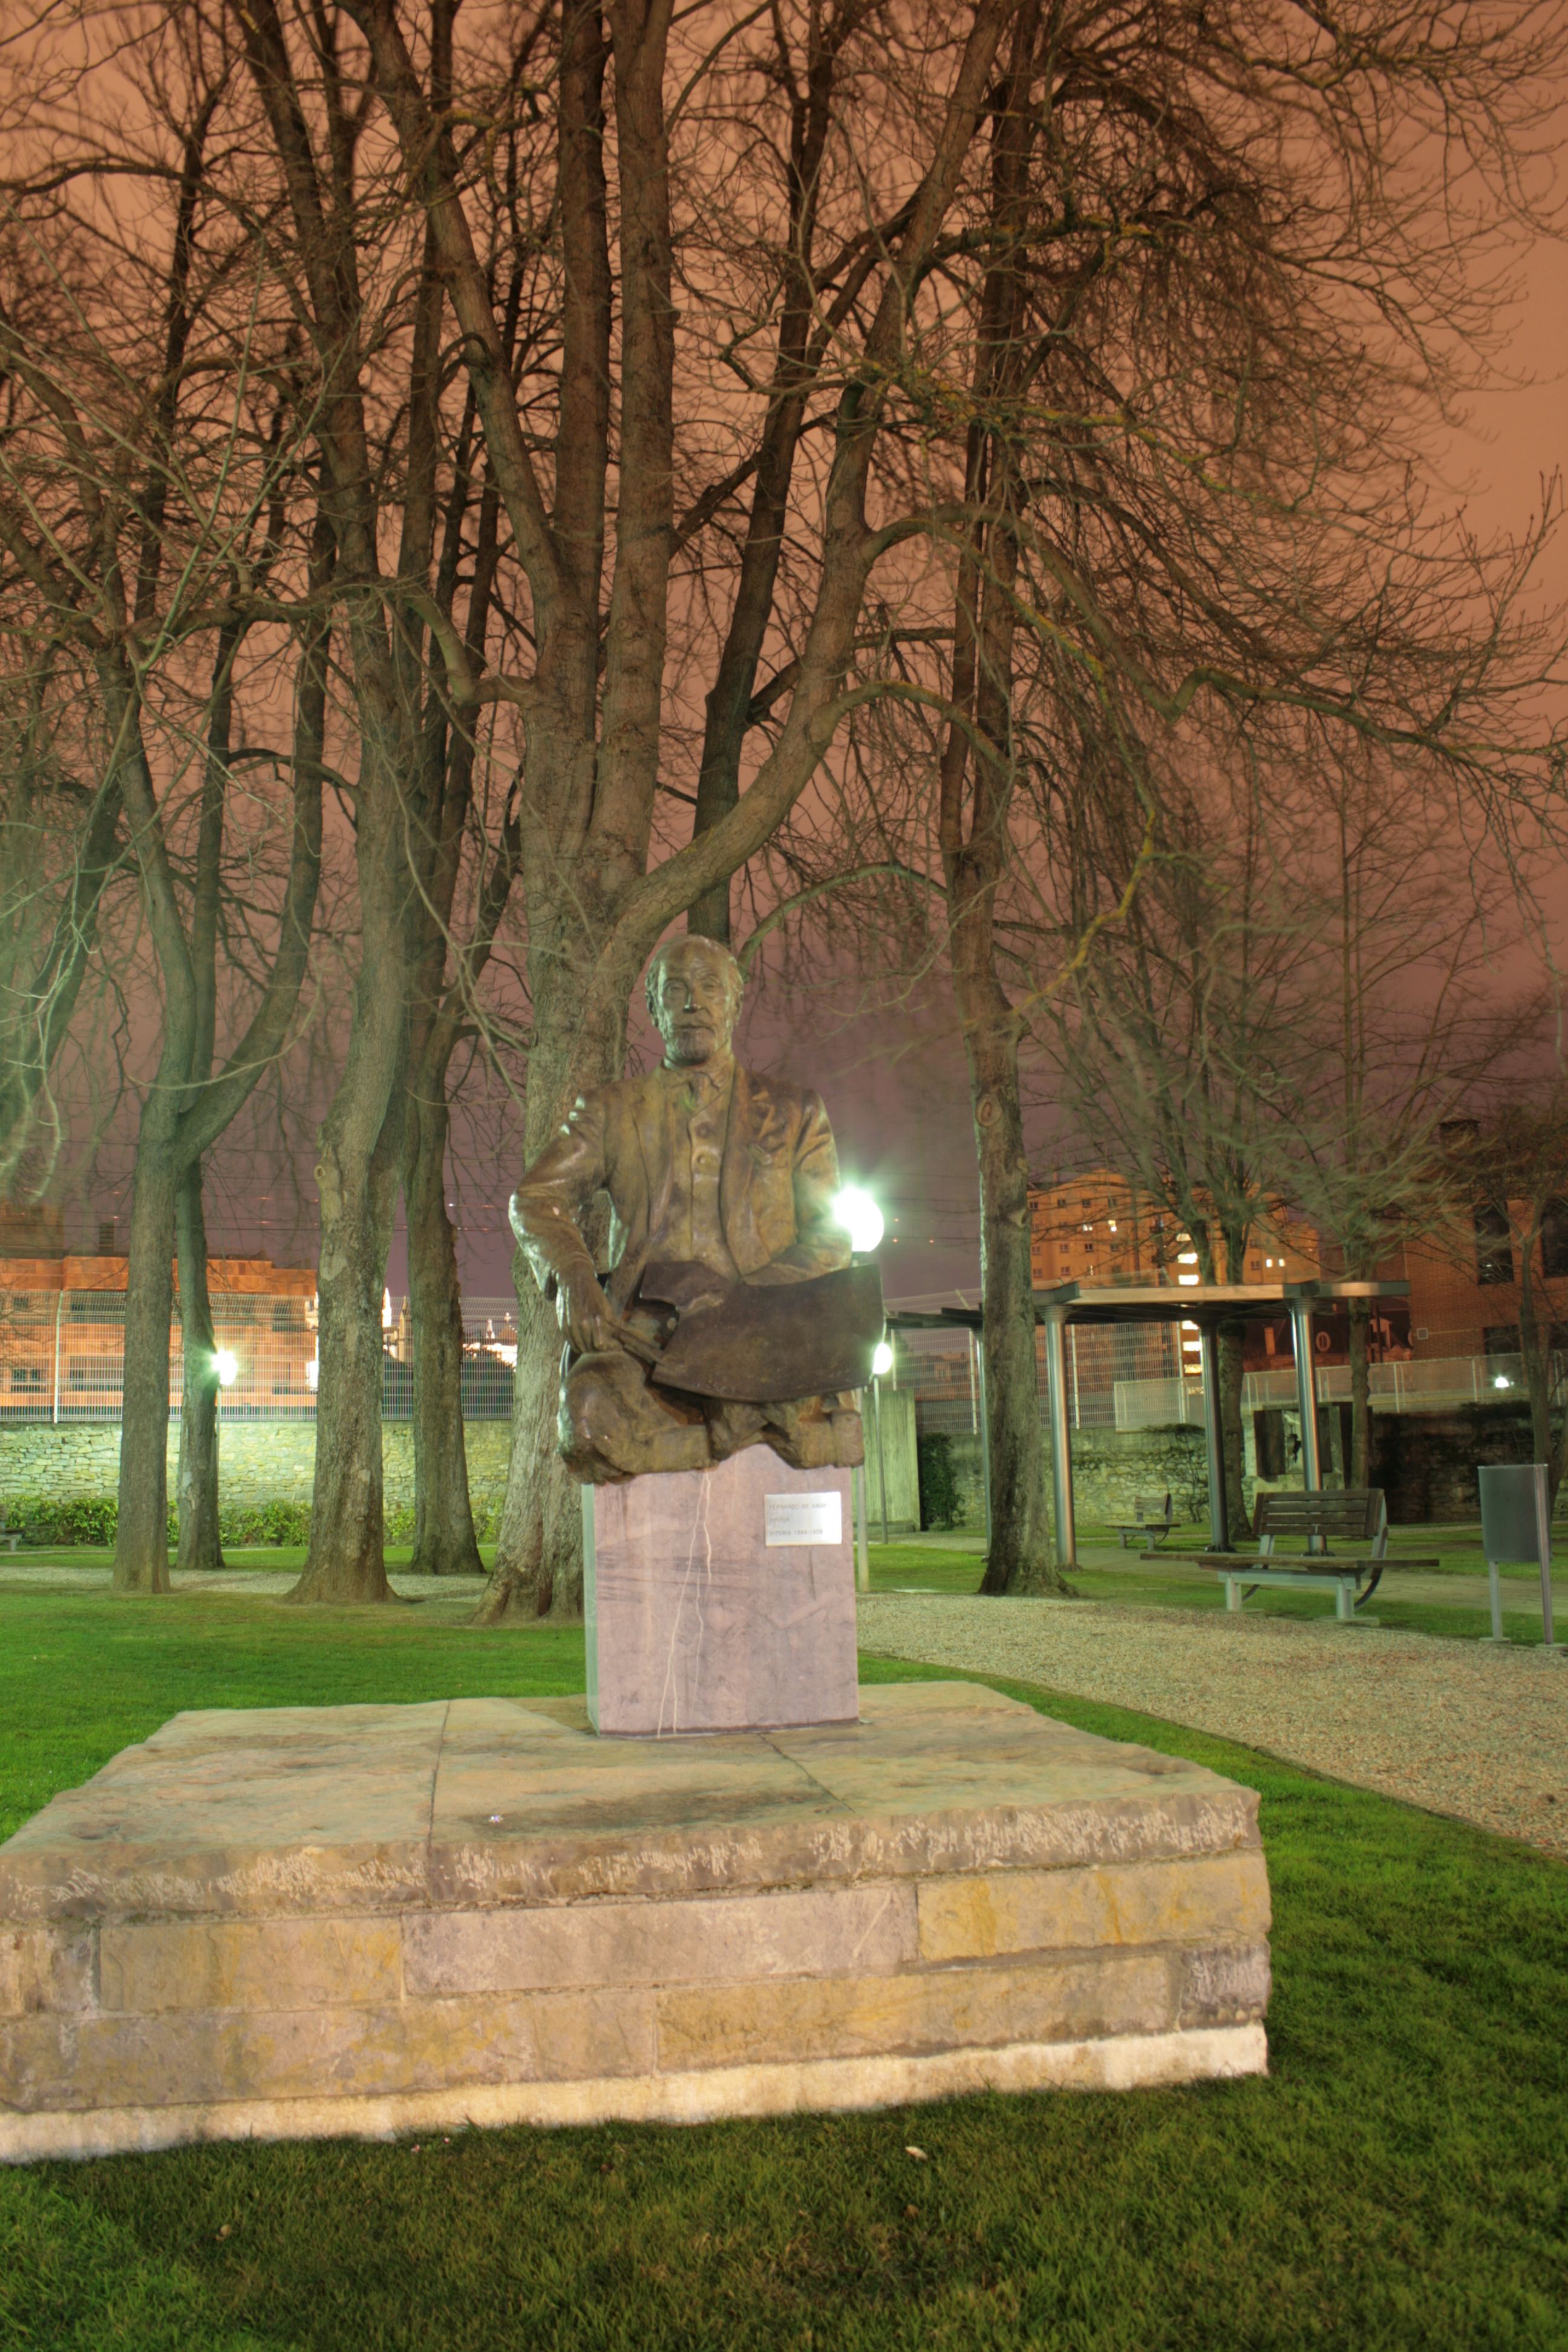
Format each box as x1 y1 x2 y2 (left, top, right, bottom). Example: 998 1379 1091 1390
509 937 877 1483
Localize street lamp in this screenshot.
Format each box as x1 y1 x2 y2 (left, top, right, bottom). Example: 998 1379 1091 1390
834 1187 885 1587
833 1186 884 1254
214 1350 238 1389
868 1333 895 1548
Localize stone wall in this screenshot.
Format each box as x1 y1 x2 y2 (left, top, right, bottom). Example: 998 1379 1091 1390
0 1418 515 1524
913 1402 1565 1534
4 1393 1557 1535
1367 1402 1563 1523
926 1426 1215 1536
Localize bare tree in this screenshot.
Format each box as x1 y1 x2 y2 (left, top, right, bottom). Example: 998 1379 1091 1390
0 44 334 1592
1267 738 1541 1488
1451 1096 1568 1510
330 0 1023 1618
823 0 1566 1582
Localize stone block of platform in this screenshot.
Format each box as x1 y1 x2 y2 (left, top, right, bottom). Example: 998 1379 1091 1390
0 1681 1270 2161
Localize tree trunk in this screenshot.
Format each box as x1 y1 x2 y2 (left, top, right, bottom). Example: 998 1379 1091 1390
966 1015 1067 1596
403 1087 482 1576
286 943 406 1605
113 1126 178 1595
285 1103 402 1604
174 1161 224 1574
285 624 411 1607
1217 1321 1247 1539
1519 1248 1553 1490
473 1259 584 1623
1347 1299 1371 1488
475 979 622 1625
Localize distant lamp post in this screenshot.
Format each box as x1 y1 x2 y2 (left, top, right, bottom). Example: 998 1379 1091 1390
836 1189 885 1583
870 1333 893 1548
834 1186 884 1255
1493 1374 1511 1390
214 1350 238 1390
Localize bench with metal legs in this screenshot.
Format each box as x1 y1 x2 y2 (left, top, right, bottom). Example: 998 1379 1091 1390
1116 1492 1178 1550
1197 1489 1437 1624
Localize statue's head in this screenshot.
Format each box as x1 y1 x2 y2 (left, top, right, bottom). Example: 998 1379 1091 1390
645 935 744 1068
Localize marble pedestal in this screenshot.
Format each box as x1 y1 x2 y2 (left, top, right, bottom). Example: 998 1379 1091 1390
0 1682 1270 2162
583 1452 857 1735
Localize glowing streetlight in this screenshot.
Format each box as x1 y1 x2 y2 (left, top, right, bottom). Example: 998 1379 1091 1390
1492 1373 1511 1390
214 1350 238 1388
833 1186 884 1253
871 1339 893 1377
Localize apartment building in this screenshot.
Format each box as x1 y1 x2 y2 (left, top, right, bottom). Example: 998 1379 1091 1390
1368 1220 1567 1364
1027 1169 1320 1289
0 1210 316 1417
1027 1162 1564 1387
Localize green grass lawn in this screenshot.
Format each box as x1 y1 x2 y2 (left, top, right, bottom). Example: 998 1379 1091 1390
2 1587 1566 2348
866 1542 1554 1643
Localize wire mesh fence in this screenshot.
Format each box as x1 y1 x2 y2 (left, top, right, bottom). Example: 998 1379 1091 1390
886 1313 1563 1439
0 1292 527 1423
2 1290 1555 1432
0 1291 321 1422
887 1317 1185 1436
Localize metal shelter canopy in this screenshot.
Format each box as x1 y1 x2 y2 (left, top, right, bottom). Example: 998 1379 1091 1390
886 1278 1410 1566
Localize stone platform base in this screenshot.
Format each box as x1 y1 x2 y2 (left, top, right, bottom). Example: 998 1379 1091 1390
0 1682 1270 2161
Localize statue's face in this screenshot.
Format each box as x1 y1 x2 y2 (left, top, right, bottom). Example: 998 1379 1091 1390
649 944 740 1067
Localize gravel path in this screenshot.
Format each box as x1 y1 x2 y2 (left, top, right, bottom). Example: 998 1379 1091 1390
858 1593 1568 1861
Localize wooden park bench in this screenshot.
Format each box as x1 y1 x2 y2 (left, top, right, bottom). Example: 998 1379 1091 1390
1196 1489 1437 1624
1117 1492 1179 1550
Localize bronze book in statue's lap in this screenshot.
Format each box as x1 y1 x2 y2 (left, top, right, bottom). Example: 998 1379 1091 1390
643 1261 884 1403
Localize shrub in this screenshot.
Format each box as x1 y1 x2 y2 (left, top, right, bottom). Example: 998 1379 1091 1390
471 1497 505 1543
917 1433 964 1530
216 1498 312 1547
0 1495 120 1547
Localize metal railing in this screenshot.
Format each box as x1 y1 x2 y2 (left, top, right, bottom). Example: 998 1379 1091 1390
0 1290 527 1423
1110 1350 1566 1432
4 1289 1552 1435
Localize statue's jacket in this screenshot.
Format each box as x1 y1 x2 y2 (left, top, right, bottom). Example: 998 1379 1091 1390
512 1062 849 1317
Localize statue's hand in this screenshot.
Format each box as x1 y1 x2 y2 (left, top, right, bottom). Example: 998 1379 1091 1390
557 1267 619 1354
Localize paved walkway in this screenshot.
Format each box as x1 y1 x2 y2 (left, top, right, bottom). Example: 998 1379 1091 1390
857 1591 1568 1861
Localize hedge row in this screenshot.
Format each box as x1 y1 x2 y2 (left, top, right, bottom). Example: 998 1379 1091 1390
0 1494 506 1549
0 1495 313 1547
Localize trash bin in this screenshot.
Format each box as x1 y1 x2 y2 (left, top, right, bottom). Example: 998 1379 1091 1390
1476 1463 1560 1651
